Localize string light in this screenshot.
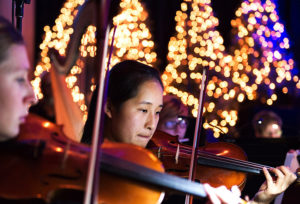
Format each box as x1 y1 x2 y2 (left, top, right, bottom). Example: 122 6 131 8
32 0 156 121
107 0 157 68
230 0 299 104
163 0 238 136
32 0 299 138
163 0 299 137
31 0 89 120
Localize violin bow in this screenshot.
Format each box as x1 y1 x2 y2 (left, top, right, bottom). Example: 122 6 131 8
185 66 208 204
83 0 111 203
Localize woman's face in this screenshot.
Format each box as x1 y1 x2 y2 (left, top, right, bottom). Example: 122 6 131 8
0 44 36 141
261 123 282 138
158 116 188 140
106 80 163 147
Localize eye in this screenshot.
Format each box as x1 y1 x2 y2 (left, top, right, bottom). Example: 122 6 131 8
139 109 148 113
16 77 26 84
156 111 161 115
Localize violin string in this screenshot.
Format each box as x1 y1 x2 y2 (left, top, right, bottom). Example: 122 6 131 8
179 144 272 169
197 151 270 171
157 145 273 172
197 150 273 170
151 145 271 171
156 148 264 175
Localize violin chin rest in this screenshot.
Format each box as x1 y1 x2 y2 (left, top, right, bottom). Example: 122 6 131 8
47 188 84 204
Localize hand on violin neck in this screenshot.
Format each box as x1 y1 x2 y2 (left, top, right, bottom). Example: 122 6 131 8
250 166 297 204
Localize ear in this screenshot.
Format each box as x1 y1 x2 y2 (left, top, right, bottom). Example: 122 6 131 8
104 100 113 119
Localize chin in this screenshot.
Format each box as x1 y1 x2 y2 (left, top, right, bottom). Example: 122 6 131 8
1 132 17 141
134 141 148 148
10 127 20 138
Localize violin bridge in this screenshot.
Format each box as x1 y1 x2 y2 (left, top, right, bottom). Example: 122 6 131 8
175 144 180 164
61 141 71 169
157 146 161 159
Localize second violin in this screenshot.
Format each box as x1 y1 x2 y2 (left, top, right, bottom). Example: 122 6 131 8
148 130 277 189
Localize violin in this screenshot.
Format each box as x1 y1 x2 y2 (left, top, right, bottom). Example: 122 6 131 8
147 130 283 189
0 114 207 203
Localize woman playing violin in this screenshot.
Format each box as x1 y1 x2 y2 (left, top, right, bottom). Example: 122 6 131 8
81 60 163 148
0 16 37 142
81 60 296 204
0 17 227 204
0 16 42 203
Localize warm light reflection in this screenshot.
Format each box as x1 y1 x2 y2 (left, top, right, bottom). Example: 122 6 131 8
55 147 63 152
216 150 229 156
42 122 51 128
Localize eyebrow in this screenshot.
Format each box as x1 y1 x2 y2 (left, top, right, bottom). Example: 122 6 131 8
139 101 163 108
1 65 29 73
11 68 29 72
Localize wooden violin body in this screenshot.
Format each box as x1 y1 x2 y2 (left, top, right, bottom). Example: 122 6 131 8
0 114 163 203
148 130 273 189
0 114 207 203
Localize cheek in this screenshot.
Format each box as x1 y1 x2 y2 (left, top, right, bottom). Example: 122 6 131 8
127 113 142 133
113 110 139 143
154 116 160 128
111 117 128 142
178 129 186 138
163 129 176 136
0 79 23 103
127 114 148 143
180 127 187 133
0 85 17 111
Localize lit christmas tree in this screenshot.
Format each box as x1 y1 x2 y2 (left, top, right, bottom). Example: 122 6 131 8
229 0 300 106
32 0 156 120
162 0 239 137
108 0 157 68
31 0 94 121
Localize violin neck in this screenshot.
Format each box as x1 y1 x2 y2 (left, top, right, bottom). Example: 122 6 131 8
198 154 300 181
197 153 272 175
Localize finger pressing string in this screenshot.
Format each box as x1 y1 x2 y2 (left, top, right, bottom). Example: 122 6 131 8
204 183 221 204
231 185 241 197
206 184 247 204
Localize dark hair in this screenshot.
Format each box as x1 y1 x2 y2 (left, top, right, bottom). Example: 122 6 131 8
81 60 163 144
108 60 163 110
0 16 24 64
252 110 282 135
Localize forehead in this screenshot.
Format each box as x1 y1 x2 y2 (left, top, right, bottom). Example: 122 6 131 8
138 80 163 94
0 44 29 73
265 123 280 130
129 80 163 103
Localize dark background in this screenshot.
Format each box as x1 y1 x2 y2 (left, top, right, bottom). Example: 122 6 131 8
34 0 300 72
34 0 300 139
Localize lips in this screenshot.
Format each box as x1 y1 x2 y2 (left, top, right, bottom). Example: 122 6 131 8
19 115 28 123
137 134 151 139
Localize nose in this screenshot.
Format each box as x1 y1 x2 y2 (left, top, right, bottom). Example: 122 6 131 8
24 80 38 106
146 113 157 131
175 125 186 139
175 124 181 133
